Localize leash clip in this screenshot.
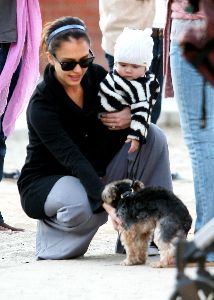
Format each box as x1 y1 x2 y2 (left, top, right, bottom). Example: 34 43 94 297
120 188 134 199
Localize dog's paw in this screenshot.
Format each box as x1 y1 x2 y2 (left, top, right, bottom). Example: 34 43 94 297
120 259 133 266
121 258 146 266
150 261 165 268
150 258 175 268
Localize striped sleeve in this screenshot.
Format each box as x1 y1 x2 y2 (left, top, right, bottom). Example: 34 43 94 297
98 73 127 112
128 74 160 143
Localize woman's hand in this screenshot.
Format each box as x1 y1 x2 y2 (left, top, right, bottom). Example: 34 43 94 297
100 107 131 130
103 202 123 231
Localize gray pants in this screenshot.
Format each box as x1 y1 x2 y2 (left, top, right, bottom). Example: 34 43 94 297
36 124 172 260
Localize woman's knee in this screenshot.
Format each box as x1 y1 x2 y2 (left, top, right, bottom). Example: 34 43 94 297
56 202 95 227
44 176 91 218
148 123 168 148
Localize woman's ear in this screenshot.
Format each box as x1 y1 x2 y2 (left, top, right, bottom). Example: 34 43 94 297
46 52 55 66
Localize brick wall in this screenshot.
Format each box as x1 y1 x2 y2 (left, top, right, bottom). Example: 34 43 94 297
39 0 107 72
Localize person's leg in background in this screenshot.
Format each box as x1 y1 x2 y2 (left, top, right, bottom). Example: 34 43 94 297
0 44 9 230
170 40 214 262
0 44 9 184
0 43 23 231
150 32 163 124
0 127 6 181
0 125 7 230
0 211 6 230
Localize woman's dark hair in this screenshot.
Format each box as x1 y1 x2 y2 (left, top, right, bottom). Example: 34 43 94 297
41 16 91 54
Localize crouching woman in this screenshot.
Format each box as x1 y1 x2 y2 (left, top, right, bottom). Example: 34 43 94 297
17 16 172 260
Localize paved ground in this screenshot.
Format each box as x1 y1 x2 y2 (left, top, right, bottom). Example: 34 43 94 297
0 118 213 300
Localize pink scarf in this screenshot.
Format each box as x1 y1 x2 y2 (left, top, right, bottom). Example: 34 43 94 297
0 0 42 137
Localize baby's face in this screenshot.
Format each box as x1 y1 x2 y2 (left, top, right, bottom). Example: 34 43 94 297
115 62 146 80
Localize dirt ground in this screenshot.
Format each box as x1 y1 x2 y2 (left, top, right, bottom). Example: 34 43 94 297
0 125 213 300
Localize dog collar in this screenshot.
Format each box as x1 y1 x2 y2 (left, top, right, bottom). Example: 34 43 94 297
120 189 134 199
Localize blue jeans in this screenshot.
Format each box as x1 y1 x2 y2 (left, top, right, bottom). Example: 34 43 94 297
104 36 163 124
170 40 214 261
0 43 21 222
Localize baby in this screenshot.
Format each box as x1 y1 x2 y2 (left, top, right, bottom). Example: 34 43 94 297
98 27 160 153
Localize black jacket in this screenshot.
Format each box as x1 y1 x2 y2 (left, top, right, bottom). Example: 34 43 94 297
17 64 128 219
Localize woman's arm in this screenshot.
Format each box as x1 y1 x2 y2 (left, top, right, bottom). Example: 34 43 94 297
102 202 122 231
28 102 104 213
100 107 131 130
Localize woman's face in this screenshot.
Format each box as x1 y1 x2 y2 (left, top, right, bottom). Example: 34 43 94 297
47 38 90 88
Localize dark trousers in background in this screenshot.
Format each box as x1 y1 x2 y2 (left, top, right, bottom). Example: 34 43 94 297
0 43 21 223
149 36 163 124
105 52 114 72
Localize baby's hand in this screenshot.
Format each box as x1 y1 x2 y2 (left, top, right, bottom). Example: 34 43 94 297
125 138 140 154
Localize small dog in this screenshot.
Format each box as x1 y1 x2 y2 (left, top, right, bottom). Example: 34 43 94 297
102 179 192 267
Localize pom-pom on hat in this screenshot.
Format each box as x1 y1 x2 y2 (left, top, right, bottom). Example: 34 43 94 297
114 27 153 68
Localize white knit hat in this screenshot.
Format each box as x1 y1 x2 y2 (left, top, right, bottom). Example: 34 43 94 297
114 27 153 68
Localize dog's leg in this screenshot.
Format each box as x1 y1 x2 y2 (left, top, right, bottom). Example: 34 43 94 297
120 225 151 266
156 242 175 268
151 226 175 268
120 227 137 266
136 228 151 264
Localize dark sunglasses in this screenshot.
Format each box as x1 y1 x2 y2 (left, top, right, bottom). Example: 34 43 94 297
53 50 95 71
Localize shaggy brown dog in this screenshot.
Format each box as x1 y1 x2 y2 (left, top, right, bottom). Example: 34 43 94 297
102 179 192 267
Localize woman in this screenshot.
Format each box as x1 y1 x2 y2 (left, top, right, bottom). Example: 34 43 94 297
164 0 214 262
18 16 172 260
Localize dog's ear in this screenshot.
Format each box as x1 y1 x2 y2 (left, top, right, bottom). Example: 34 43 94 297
102 184 119 205
111 186 119 199
132 180 144 191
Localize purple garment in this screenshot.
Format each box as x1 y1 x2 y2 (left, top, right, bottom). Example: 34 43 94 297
0 0 42 136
